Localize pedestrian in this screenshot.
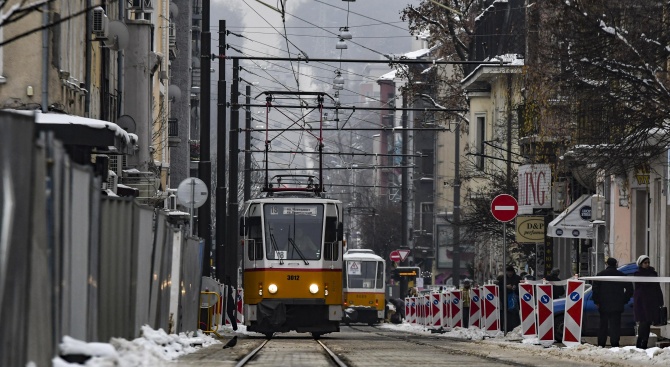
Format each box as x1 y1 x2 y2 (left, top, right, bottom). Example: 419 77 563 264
592 257 634 348
633 255 665 349
461 279 472 328
545 268 565 299
497 265 522 332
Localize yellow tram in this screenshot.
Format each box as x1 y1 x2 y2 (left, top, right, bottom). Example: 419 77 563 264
342 249 386 325
240 176 344 338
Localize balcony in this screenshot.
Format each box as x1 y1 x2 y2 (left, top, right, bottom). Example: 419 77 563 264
190 139 200 161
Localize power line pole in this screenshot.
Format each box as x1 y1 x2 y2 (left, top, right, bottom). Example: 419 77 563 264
226 59 240 287
199 0 212 277
215 19 227 282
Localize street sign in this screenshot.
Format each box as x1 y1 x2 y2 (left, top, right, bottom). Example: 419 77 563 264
491 194 519 222
390 250 401 262
398 249 410 262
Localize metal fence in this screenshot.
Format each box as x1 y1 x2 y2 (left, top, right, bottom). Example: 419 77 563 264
0 111 203 366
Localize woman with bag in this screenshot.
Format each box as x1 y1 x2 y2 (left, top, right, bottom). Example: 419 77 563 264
634 255 665 349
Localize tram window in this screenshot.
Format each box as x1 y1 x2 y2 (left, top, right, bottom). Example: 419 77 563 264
247 217 263 260
324 217 339 260
375 262 384 289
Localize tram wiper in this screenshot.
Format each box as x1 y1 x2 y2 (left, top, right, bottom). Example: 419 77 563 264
288 237 309 265
269 227 283 265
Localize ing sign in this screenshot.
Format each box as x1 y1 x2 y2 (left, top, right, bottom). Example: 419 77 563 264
518 164 551 212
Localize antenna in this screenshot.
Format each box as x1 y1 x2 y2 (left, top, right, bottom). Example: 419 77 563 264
103 21 130 51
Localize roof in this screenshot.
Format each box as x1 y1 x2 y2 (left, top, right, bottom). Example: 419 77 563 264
461 54 525 89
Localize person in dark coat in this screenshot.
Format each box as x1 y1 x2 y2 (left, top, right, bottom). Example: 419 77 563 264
592 257 634 348
545 268 565 299
497 265 522 332
633 255 664 349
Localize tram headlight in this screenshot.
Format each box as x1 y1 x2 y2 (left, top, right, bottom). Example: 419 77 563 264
309 284 319 294
268 283 278 294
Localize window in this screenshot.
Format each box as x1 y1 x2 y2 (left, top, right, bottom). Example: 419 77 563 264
476 114 486 170
246 217 263 260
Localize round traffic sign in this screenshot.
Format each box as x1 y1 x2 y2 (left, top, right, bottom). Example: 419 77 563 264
390 250 401 262
176 177 209 208
490 194 518 222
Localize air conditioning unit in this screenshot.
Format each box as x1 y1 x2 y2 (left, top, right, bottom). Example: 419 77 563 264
107 170 118 193
92 7 109 38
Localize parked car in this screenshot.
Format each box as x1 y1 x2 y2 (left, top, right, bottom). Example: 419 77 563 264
553 262 637 342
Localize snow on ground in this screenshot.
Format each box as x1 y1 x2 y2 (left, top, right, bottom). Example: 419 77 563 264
379 321 670 366
47 322 670 366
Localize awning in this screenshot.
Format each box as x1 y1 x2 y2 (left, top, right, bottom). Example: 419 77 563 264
547 194 596 239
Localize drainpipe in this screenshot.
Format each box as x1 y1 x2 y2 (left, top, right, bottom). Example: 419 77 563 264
41 2 49 112
85 0 92 116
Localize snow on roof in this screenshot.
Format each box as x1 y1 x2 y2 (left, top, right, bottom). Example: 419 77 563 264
6 109 133 145
461 54 525 85
475 0 509 22
378 69 398 81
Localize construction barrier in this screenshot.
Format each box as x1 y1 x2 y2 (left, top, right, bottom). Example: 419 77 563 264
409 296 416 324
441 292 451 330
424 294 431 327
431 292 442 328
519 283 537 338
469 287 481 328
405 297 411 323
450 290 463 328
536 283 555 345
562 279 585 347
482 284 500 335
236 289 244 324
198 291 221 334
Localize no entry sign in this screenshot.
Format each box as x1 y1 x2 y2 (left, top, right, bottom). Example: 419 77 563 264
491 194 519 222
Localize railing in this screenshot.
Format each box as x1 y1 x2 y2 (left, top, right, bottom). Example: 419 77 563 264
168 118 178 137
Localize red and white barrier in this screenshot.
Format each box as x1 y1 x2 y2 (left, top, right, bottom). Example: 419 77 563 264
431 293 442 328
236 288 244 324
424 294 431 327
450 290 463 328
562 279 585 347
409 296 416 324
441 292 451 329
536 283 554 345
405 297 410 323
519 283 536 338
482 284 500 335
469 288 481 328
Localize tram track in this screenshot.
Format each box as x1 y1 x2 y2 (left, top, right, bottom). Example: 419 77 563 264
234 336 349 367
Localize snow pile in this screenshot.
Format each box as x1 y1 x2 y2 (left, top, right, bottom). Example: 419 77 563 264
52 325 221 366
379 321 670 365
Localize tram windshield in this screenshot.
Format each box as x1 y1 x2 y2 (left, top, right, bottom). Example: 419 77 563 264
346 260 384 289
264 204 324 261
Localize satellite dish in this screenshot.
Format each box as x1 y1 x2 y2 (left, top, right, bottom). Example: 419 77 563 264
177 177 208 208
168 85 182 102
104 21 129 51
116 115 136 133
170 3 179 19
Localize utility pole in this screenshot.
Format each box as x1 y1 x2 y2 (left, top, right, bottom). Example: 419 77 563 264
452 118 461 288
244 85 251 202
226 59 240 287
400 94 409 298
215 20 227 282
199 0 212 277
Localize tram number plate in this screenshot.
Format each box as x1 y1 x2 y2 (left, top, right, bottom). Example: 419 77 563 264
287 275 300 280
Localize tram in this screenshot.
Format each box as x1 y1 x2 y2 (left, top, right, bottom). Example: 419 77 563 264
342 249 386 325
240 175 344 338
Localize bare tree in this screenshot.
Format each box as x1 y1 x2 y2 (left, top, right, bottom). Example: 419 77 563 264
526 0 670 180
